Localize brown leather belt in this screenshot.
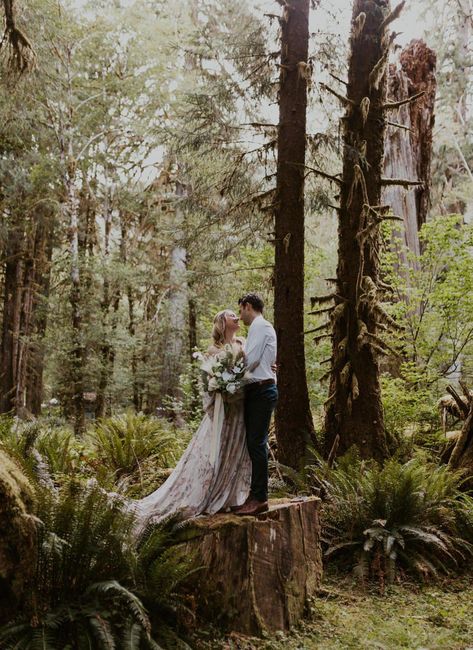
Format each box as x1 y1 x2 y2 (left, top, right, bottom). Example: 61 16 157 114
247 378 276 387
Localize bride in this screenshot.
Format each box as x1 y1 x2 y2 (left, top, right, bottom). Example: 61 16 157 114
132 309 251 530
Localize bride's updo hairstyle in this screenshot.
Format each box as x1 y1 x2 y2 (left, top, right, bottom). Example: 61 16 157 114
212 309 233 347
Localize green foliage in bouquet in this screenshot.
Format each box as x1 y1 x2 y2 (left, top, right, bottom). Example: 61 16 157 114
323 454 473 591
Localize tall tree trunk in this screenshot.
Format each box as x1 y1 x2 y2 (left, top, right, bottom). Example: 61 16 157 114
157 178 188 420
383 40 437 261
0 217 24 414
121 209 140 411
273 0 315 469
96 184 117 419
25 211 55 415
324 0 405 461
15 227 35 416
188 288 201 414
65 161 85 435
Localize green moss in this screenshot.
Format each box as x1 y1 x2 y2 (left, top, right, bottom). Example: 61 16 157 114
0 448 36 621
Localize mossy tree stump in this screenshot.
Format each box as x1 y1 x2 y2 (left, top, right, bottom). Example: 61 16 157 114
176 497 322 635
0 449 37 623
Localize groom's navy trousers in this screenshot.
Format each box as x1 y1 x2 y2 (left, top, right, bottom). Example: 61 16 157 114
244 381 278 502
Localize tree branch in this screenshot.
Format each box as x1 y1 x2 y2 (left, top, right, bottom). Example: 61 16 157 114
303 164 343 185
382 90 425 110
387 120 413 132
380 177 424 187
320 82 355 106
379 0 406 31
446 385 470 418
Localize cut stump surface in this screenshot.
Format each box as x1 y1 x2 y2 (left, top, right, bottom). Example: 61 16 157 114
175 496 322 635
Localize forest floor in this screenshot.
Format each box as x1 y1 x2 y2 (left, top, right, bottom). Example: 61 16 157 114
195 571 473 650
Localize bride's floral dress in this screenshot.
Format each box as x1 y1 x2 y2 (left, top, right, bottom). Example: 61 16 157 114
133 340 251 529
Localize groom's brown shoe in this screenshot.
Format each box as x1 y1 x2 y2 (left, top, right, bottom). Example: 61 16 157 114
230 496 252 513
234 498 269 516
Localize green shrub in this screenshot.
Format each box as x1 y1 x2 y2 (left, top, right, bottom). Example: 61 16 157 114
381 374 440 444
0 479 194 648
323 456 473 591
90 412 185 482
0 480 155 647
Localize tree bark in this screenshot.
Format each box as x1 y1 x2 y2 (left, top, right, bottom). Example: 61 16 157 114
96 184 119 419
383 40 437 260
25 211 55 415
273 0 315 469
324 0 398 461
156 179 188 421
66 162 85 435
0 218 24 414
176 497 322 635
446 383 473 488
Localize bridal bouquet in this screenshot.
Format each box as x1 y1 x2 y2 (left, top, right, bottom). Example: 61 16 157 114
193 344 249 397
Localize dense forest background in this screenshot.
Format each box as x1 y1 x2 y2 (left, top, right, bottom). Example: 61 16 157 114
1 0 473 647
0 0 472 443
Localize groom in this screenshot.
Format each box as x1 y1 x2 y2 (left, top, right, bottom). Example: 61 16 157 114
235 293 278 516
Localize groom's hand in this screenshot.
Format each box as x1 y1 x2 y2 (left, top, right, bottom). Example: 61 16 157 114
271 363 278 374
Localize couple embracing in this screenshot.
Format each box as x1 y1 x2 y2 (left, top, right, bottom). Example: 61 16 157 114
133 293 278 529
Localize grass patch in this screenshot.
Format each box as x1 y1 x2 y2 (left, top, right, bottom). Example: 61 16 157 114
195 572 473 649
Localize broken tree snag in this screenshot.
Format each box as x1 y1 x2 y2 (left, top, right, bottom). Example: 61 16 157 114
175 498 322 635
399 41 437 231
273 0 316 468
383 40 437 262
324 0 400 462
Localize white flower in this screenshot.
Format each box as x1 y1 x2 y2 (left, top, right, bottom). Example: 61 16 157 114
208 377 219 391
201 358 214 374
227 383 237 394
221 370 233 382
192 351 203 360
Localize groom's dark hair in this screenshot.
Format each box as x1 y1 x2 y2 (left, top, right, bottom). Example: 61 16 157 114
238 293 264 313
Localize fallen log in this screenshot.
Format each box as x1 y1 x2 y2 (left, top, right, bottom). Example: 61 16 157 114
175 496 322 635
447 383 473 480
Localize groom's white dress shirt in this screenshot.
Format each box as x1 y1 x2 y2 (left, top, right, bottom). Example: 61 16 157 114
245 314 277 383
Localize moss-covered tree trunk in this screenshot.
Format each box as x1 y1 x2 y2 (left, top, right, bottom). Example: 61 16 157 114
274 0 315 468
65 162 86 435
324 0 404 461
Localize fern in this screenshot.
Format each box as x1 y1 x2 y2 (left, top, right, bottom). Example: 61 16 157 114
323 457 473 588
0 479 195 648
90 412 186 488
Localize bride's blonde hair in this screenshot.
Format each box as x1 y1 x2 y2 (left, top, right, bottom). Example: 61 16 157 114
212 309 234 347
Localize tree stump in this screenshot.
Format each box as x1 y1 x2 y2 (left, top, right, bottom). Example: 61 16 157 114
175 496 322 635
